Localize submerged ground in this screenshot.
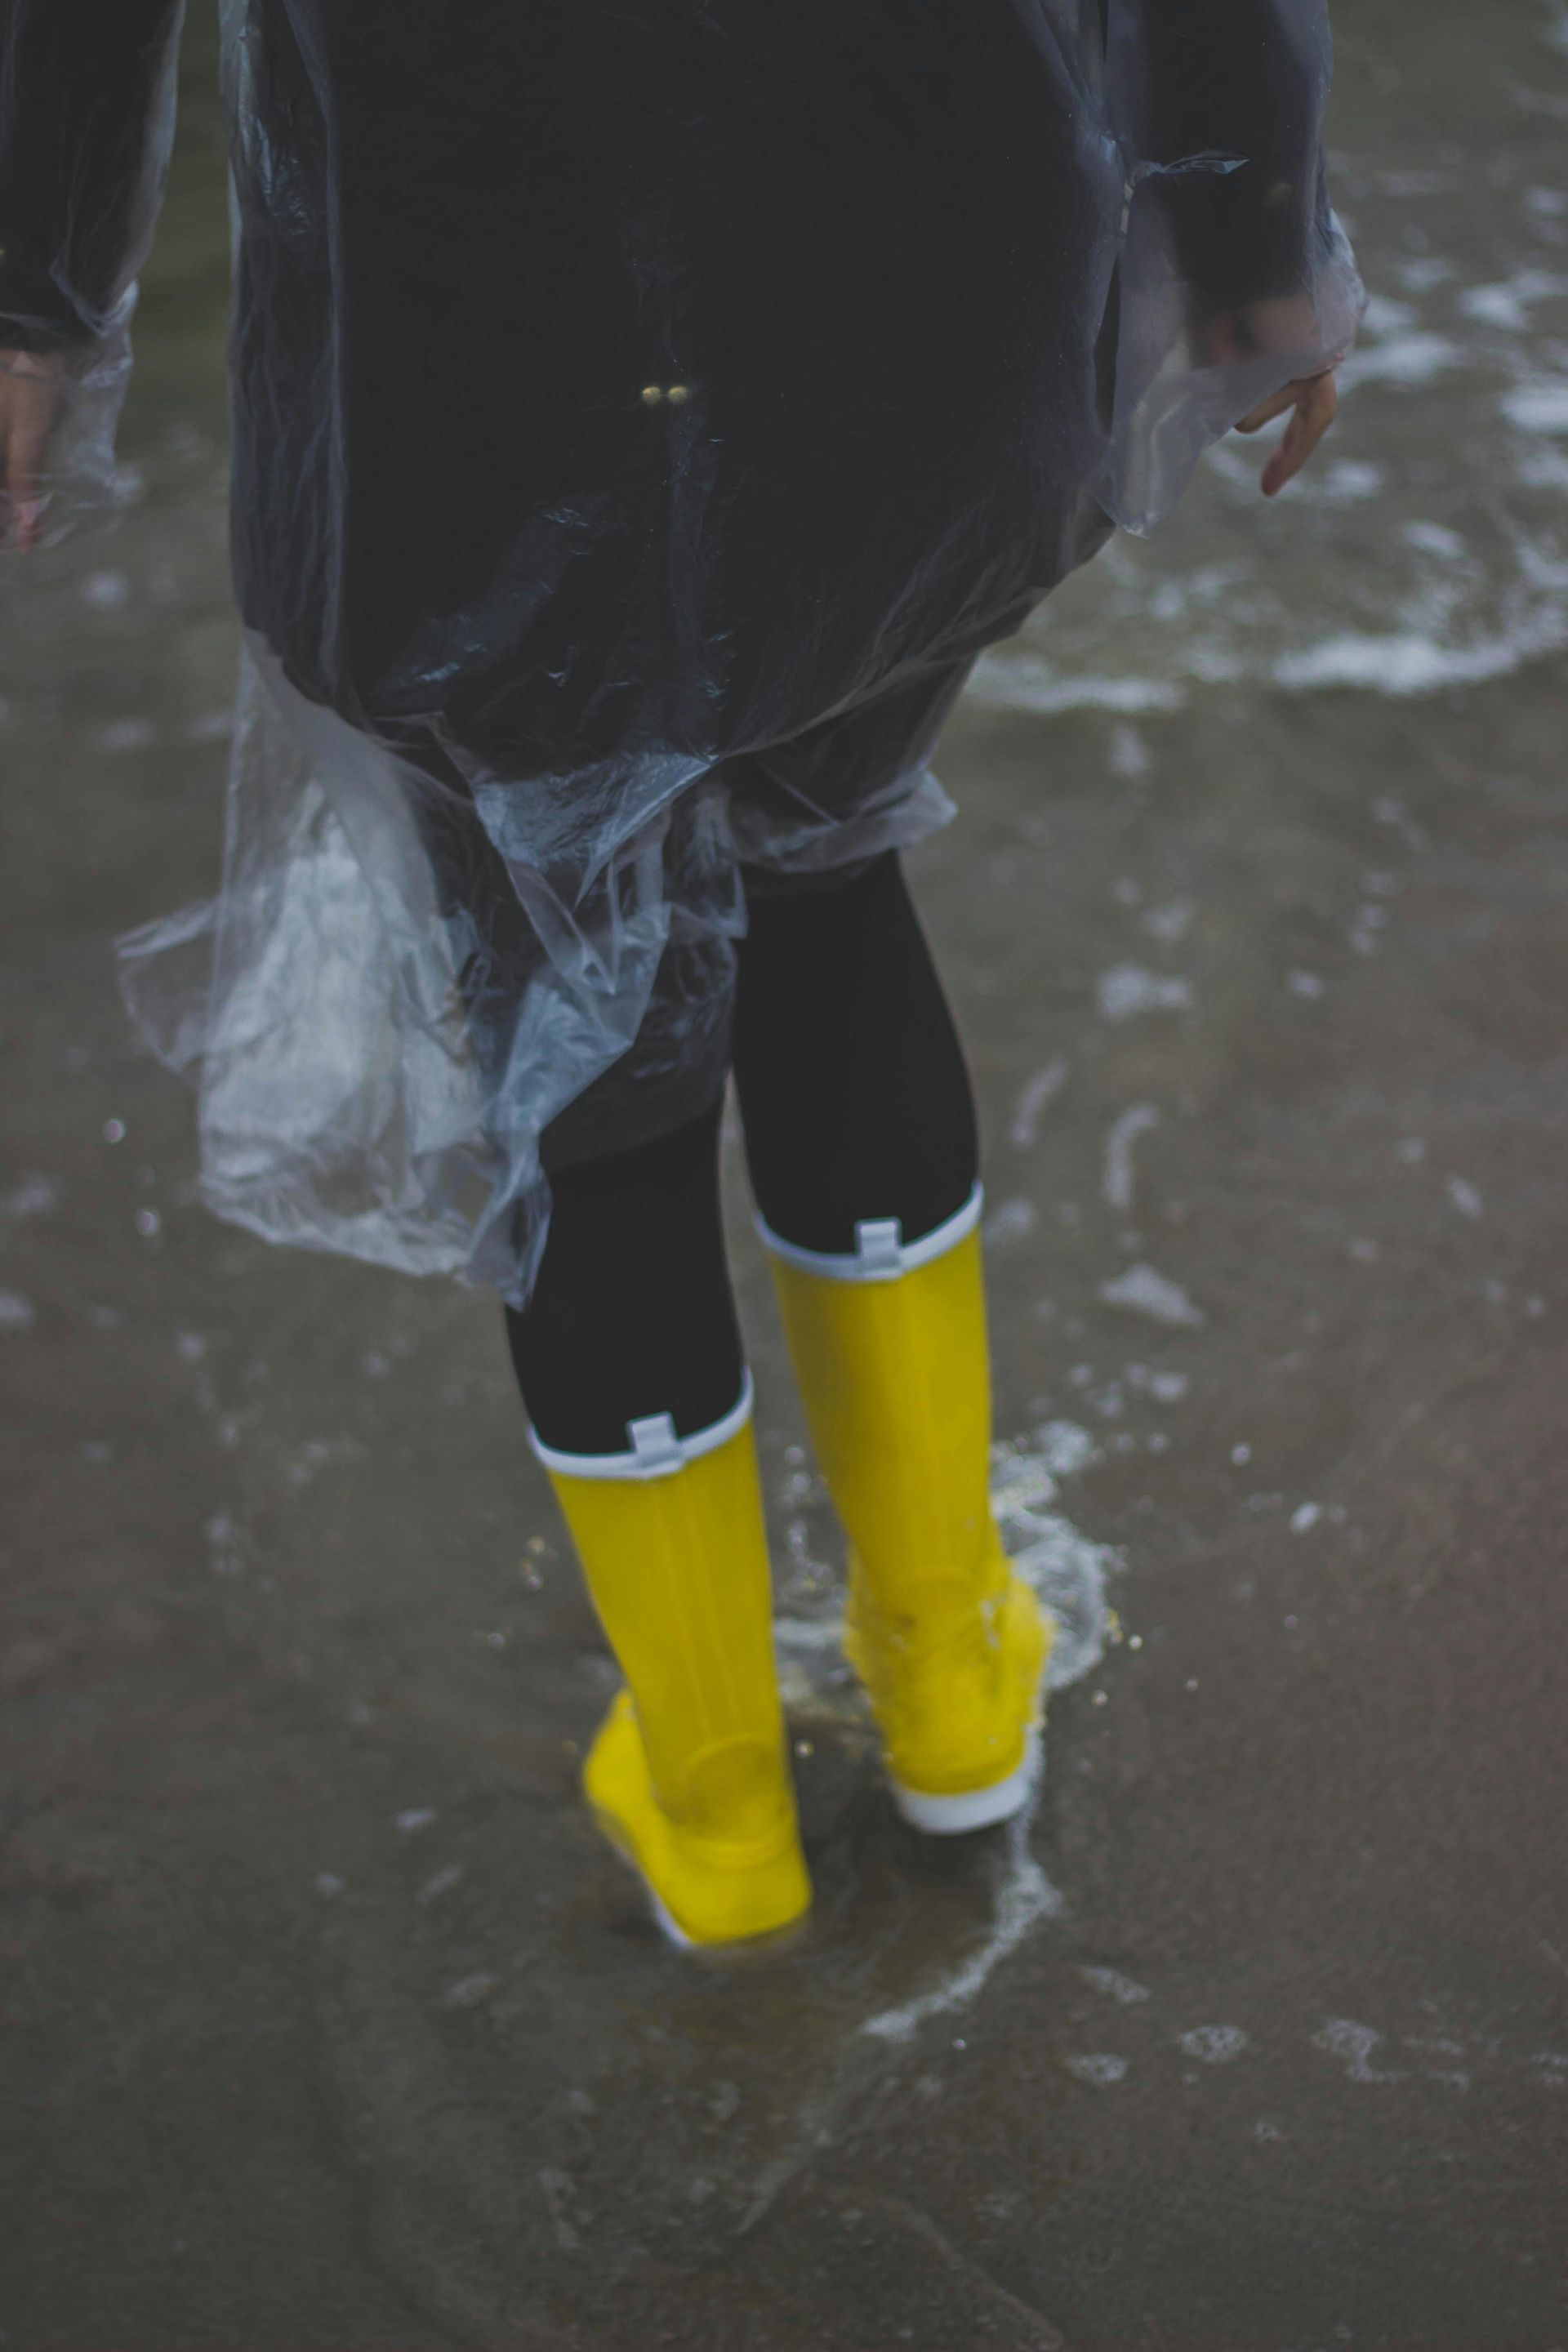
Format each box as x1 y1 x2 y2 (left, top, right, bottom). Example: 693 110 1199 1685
3 3 1567 2345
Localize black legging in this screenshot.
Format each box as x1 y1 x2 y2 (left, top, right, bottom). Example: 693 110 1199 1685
504 850 978 1455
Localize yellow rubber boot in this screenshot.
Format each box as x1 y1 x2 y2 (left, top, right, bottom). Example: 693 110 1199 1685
763 1196 1050 1832
539 1390 811 1949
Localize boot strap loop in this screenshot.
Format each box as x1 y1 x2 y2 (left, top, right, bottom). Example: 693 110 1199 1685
755 1183 982 1283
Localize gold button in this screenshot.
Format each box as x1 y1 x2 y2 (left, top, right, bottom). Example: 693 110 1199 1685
666 382 690 406
640 383 664 406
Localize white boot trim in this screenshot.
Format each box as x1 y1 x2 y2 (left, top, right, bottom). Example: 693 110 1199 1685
890 1727 1043 1835
755 1183 982 1283
530 1372 753 1482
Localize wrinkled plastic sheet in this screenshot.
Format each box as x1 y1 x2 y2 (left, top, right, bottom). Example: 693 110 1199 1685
2 0 1363 1302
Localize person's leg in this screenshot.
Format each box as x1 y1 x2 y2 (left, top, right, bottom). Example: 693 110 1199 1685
504 1095 743 1457
730 850 978 1254
733 852 1049 1832
503 1098 808 1947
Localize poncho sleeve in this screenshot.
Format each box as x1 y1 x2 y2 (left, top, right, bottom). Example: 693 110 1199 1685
0 0 185 539
1122 0 1334 312
1099 0 1364 529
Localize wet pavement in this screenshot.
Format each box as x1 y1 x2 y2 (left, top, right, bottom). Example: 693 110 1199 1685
4 2 1568 2345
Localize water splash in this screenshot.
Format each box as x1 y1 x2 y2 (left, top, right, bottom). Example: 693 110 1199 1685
774 1423 1116 2044
775 1419 1116 1709
862 1811 1064 2044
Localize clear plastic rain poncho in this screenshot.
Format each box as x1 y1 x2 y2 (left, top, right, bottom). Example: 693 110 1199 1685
2 0 1361 1304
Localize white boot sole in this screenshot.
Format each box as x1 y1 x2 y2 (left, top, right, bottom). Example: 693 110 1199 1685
889 1726 1043 1835
646 1884 697 1950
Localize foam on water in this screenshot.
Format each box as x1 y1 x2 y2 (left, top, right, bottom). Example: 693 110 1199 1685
1062 2051 1130 2087
862 1814 1065 2045
1313 2018 1404 2084
992 1423 1116 1692
983 1196 1039 1249
1272 617 1566 693
1459 269 1568 329
1336 332 1465 389
1095 966 1192 1022
1009 1057 1070 1149
1178 2025 1251 2065
1 1174 59 1218
1080 1964 1152 2004
1098 1263 1205 1328
1103 1104 1160 1210
1501 377 1568 432
965 654 1186 716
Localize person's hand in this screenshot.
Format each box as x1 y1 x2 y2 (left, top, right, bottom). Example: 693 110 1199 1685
1232 366 1337 497
0 350 66 550
1196 293 1342 497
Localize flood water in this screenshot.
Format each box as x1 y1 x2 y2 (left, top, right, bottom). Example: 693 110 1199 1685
3 4 1568 2345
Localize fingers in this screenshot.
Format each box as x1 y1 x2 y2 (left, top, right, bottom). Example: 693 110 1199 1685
7 416 51 550
1233 382 1299 435
1260 371 1337 497
0 365 65 550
